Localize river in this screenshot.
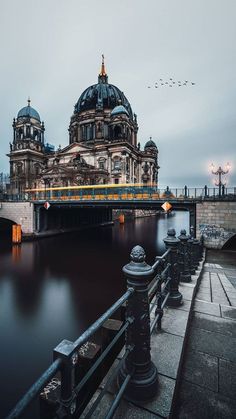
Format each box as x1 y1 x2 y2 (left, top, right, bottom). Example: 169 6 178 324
0 211 189 418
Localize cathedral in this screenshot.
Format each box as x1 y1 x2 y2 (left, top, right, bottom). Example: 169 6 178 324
8 58 159 194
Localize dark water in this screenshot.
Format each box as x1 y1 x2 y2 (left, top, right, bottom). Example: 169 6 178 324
0 212 189 418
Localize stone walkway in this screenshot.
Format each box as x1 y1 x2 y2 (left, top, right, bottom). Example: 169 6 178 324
80 251 236 419
175 253 236 419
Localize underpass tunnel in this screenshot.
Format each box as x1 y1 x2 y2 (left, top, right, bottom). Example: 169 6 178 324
0 217 16 240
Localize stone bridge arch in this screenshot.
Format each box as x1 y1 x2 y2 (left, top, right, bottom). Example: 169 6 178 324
222 233 236 250
0 216 16 232
0 202 34 234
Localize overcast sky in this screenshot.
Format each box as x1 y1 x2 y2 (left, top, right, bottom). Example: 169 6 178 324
0 0 235 187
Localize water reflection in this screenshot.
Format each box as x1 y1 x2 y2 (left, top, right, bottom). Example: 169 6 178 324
0 212 189 417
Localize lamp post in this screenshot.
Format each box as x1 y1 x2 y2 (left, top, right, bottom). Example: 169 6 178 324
211 163 230 198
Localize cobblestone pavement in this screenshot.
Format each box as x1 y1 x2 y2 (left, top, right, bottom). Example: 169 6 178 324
175 250 236 419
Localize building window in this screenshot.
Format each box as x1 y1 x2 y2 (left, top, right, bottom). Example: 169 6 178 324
35 164 40 176
115 178 119 184
98 158 106 170
113 157 121 170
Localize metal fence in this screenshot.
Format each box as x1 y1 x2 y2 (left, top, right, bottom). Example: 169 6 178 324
6 228 203 419
1 186 236 202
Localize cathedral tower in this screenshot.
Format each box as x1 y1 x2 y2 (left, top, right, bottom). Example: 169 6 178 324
8 99 46 194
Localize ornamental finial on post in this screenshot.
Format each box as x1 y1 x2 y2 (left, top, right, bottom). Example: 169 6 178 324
130 245 146 263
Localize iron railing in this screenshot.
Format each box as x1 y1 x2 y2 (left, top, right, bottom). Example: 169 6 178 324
6 228 204 419
1 186 236 202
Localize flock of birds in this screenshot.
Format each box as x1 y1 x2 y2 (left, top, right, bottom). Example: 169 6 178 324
147 78 196 88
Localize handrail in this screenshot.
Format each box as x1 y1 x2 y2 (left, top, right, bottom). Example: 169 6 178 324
1 185 236 203
6 358 62 419
151 248 170 271
6 289 134 419
73 318 133 397
83 346 133 419
74 288 134 348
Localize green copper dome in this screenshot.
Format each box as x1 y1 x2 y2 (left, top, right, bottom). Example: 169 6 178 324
17 99 41 122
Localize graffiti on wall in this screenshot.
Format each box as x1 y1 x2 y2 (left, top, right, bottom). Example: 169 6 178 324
199 224 232 240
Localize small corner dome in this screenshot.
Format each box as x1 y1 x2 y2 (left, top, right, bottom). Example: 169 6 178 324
17 100 41 122
111 105 129 117
144 139 157 149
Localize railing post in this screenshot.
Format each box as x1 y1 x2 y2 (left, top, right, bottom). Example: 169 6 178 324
187 235 196 275
193 237 201 265
53 340 78 417
118 245 158 402
222 184 225 197
178 229 191 282
184 185 188 198
199 235 204 259
163 229 182 306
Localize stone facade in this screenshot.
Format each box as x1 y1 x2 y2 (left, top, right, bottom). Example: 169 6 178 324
196 202 236 248
0 202 34 233
8 59 159 194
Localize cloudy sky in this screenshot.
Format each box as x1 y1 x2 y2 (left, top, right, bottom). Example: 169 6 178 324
0 0 235 187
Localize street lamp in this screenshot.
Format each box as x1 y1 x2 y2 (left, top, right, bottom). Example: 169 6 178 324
211 162 230 197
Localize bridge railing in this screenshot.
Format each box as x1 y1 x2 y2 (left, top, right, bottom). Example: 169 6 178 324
6 228 203 419
1 186 236 202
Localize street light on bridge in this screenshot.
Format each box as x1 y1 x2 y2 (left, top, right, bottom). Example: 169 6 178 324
211 162 230 197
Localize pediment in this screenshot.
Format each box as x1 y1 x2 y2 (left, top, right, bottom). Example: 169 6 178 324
61 142 92 154
42 165 72 176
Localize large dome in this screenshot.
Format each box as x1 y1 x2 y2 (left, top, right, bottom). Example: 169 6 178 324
74 58 133 118
17 99 41 122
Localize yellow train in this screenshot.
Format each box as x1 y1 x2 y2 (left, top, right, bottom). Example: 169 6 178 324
25 183 160 201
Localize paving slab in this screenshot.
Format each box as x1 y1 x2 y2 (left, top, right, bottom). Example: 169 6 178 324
219 358 236 399
194 299 221 317
195 290 211 302
151 332 183 379
176 380 236 419
174 299 191 312
80 389 163 418
192 311 236 338
228 297 236 307
160 308 189 338
134 374 175 418
178 285 194 301
188 325 236 362
198 282 210 290
220 304 236 320
227 276 236 288
181 350 218 392
212 293 229 305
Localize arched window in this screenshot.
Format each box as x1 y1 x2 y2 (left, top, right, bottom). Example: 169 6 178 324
114 125 122 139
92 124 96 139
34 164 40 176
16 162 23 175
113 156 121 171
104 124 108 139
34 130 38 141
98 157 106 170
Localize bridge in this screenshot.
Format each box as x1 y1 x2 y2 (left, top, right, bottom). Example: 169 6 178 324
0 185 236 248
